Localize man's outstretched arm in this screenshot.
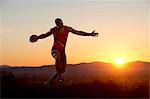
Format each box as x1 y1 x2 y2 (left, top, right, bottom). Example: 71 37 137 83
30 29 53 43
68 27 98 36
38 30 53 39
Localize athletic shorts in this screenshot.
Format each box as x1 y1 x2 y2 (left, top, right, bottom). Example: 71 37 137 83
51 47 66 74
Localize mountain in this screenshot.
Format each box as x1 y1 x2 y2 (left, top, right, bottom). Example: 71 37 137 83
0 61 149 78
127 61 150 67
0 65 11 69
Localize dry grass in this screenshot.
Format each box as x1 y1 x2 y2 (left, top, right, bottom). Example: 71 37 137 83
1 71 149 98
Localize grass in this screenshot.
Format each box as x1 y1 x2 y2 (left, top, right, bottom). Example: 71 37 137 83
1 71 149 98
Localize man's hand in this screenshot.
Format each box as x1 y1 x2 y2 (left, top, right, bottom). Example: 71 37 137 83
30 35 38 43
91 30 98 37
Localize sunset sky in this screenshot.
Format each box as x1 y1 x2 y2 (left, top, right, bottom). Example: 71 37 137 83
1 0 149 66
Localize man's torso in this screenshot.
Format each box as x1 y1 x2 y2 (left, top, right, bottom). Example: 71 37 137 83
51 26 69 49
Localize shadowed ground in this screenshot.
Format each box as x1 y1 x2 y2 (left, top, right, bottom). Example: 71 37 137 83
1 61 149 98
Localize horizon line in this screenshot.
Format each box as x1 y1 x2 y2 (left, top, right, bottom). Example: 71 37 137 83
0 60 149 67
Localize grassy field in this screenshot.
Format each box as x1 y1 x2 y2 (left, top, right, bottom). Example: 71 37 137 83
1 70 149 98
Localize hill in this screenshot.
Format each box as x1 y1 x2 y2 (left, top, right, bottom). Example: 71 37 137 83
1 61 149 98
0 61 149 83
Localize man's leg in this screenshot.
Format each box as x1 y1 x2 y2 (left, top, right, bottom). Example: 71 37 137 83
44 72 58 85
57 50 66 83
55 56 64 83
44 50 59 85
58 73 64 83
44 49 66 84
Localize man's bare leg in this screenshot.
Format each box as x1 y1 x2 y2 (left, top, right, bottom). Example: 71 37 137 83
44 72 58 85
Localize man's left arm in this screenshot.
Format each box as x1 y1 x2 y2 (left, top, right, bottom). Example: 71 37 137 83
67 27 98 37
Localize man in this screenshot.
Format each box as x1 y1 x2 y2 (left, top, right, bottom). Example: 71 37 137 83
30 18 98 85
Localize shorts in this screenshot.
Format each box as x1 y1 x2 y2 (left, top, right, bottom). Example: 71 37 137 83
51 47 66 74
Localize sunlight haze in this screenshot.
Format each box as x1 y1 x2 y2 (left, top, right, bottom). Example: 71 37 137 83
1 0 149 66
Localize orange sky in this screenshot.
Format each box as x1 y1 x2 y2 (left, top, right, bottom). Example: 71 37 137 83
0 0 149 66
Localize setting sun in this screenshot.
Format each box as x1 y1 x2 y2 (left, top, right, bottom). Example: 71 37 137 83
113 57 126 68
115 57 125 65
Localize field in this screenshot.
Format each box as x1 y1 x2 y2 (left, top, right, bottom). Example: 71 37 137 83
1 61 149 98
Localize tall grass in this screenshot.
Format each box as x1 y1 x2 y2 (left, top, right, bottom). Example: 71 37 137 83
1 71 149 98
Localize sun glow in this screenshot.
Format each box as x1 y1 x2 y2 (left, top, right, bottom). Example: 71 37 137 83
113 57 126 68
115 57 125 64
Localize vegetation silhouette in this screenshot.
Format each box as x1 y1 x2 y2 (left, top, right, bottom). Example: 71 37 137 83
1 61 149 98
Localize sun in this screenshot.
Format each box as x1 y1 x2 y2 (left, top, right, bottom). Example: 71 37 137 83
113 57 126 68
114 57 125 65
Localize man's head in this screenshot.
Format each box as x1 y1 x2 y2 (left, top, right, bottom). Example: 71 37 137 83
55 18 63 29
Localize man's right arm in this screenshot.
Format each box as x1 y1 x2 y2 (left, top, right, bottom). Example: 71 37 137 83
38 29 53 39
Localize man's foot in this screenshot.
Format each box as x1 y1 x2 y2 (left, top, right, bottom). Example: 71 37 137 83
43 80 51 88
59 78 64 83
44 79 49 85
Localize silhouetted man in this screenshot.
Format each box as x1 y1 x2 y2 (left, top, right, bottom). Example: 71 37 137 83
30 18 98 85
